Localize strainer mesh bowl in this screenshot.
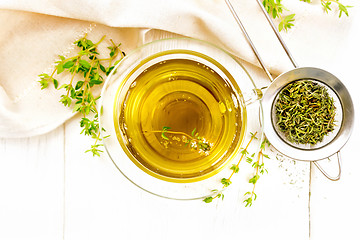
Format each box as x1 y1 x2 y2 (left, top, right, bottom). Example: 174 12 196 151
271 79 343 150
262 67 354 162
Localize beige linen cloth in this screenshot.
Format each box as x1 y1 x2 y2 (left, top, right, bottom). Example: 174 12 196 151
0 0 357 138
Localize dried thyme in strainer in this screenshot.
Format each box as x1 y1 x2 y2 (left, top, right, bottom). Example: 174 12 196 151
275 80 336 145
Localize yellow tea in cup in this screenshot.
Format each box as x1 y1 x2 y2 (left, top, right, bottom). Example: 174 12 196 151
114 50 247 182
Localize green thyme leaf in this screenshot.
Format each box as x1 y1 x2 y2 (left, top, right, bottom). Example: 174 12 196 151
63 61 75 69
230 164 239 173
191 128 196 136
221 178 232 187
203 197 214 203
161 126 170 140
53 79 59 89
249 174 260 184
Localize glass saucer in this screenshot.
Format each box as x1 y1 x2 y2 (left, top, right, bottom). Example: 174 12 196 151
99 38 263 200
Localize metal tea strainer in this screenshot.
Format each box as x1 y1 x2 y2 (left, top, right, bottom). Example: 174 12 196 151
225 0 354 181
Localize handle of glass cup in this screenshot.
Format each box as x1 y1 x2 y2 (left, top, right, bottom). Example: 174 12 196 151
312 151 342 181
244 88 265 105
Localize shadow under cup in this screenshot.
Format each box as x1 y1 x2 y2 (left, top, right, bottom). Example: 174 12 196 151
113 49 247 183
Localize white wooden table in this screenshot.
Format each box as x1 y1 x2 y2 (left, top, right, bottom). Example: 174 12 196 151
1 13 359 240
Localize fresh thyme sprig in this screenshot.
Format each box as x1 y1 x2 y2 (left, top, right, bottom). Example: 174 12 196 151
320 0 353 17
39 35 125 156
263 0 353 32
203 132 259 203
262 0 295 32
243 138 270 207
159 126 211 152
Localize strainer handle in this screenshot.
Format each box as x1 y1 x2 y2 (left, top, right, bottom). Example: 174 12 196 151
225 0 274 82
313 151 341 181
